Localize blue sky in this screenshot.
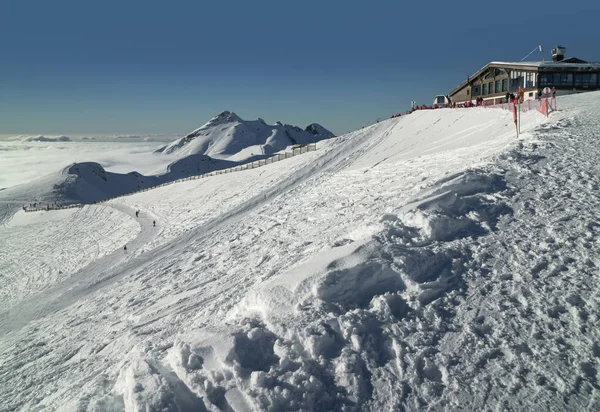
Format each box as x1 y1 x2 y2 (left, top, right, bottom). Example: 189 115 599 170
1 0 599 135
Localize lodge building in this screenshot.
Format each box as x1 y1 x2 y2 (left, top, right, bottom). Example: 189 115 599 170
449 46 600 105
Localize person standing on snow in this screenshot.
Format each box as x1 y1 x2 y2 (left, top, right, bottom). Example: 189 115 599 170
153 220 156 227
124 245 127 253
135 210 139 218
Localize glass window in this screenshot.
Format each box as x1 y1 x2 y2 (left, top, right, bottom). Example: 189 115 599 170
591 73 598 86
502 79 508 92
554 73 561 85
526 73 534 88
496 70 506 76
510 73 524 91
575 73 591 87
485 72 494 79
495 80 501 93
560 73 573 85
483 83 488 95
472 85 481 96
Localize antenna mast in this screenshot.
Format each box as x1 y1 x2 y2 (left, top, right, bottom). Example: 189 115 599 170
521 45 543 61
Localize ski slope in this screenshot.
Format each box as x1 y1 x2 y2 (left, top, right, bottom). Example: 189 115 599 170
1 95 599 411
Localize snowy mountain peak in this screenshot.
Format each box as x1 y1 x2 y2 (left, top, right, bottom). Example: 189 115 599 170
207 110 242 125
156 112 334 159
305 123 335 138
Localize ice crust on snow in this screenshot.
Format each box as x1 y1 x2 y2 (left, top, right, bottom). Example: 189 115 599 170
1 94 600 411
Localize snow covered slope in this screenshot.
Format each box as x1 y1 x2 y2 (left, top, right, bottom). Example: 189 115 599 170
0 112 331 217
1 95 599 411
156 110 334 160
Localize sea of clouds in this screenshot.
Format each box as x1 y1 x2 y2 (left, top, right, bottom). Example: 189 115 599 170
0 134 181 189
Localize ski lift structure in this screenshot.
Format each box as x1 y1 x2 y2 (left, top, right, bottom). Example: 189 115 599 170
433 94 451 108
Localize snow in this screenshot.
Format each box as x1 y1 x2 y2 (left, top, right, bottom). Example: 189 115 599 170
490 60 600 69
0 112 332 216
0 138 175 190
0 205 140 311
1 93 600 411
156 110 334 160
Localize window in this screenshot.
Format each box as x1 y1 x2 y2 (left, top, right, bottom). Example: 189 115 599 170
559 73 573 85
467 89 470 95
502 79 508 92
496 70 507 76
591 73 598 86
554 73 561 85
510 71 524 90
472 85 481 96
495 80 501 93
575 73 591 87
483 83 488 95
436 96 446 104
485 72 494 79
526 73 535 88
529 92 533 97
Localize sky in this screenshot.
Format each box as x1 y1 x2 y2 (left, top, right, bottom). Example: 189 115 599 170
1 0 599 136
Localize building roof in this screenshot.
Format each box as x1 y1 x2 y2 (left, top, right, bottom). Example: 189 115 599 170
449 59 600 97
491 61 600 69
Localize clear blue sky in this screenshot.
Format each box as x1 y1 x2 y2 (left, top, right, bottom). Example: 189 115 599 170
1 0 599 135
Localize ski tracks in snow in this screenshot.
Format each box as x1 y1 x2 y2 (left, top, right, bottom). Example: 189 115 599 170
0 202 158 332
1 96 599 410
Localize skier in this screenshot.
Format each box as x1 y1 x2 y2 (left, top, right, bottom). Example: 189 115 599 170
551 86 556 98
153 220 156 227
135 210 139 218
124 245 127 253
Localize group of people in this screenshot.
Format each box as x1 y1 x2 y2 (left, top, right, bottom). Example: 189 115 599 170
394 85 558 119
125 210 156 252
537 86 557 100
23 201 65 212
454 98 484 108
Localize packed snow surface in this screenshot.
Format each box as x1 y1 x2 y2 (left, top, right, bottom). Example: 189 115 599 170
1 93 599 411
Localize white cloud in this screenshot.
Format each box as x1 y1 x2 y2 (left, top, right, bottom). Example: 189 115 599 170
0 139 179 189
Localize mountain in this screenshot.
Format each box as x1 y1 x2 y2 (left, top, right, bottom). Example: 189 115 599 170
0 111 333 220
3 94 600 411
305 123 335 138
155 111 334 161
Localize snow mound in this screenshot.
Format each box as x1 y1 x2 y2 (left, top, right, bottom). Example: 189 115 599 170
156 111 333 160
54 162 158 204
221 169 518 409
